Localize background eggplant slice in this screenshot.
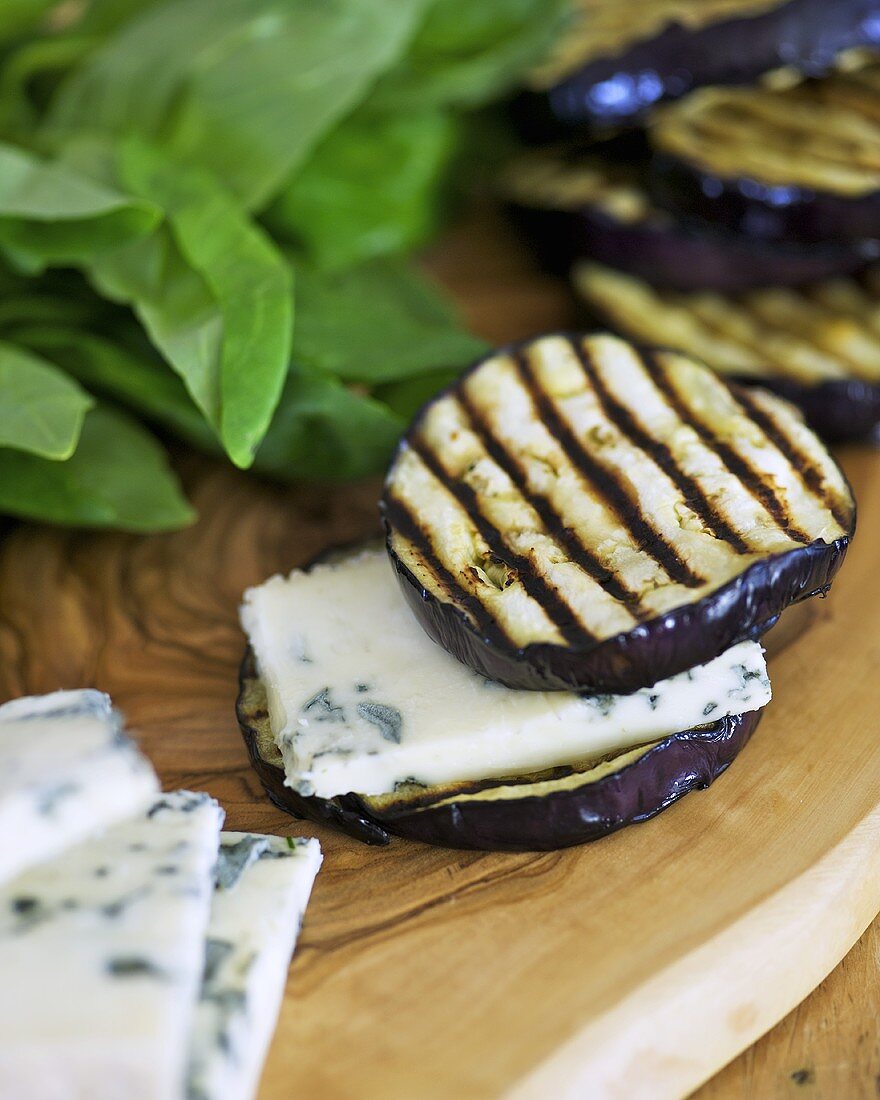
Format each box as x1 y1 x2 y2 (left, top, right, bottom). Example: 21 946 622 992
649 66 880 242
237 648 763 851
517 0 880 132
502 144 871 290
575 262 880 440
381 333 854 692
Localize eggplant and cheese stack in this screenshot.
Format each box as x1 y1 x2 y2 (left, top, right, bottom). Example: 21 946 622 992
575 262 880 440
382 333 853 693
239 546 770 851
650 64 880 243
238 333 853 852
501 143 868 290
516 0 880 133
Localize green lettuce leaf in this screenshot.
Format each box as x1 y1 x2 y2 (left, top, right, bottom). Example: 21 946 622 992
0 141 159 267
0 403 194 531
10 325 214 448
0 341 93 458
88 139 293 468
46 0 434 209
14 324 401 481
266 106 461 271
0 1 56 43
254 364 404 482
370 0 570 109
292 258 486 384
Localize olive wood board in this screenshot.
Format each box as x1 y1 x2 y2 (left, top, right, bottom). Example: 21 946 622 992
1 212 879 1098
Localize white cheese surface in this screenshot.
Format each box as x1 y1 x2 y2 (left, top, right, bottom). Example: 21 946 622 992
187 832 322 1100
240 549 772 798
0 790 223 1100
0 690 159 885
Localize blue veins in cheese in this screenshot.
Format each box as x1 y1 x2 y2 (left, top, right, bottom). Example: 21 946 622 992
0 790 224 1100
240 548 772 799
0 689 160 886
186 832 322 1100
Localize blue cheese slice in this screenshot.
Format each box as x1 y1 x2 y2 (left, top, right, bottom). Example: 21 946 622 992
0 790 223 1100
240 548 772 799
186 832 322 1100
0 689 159 885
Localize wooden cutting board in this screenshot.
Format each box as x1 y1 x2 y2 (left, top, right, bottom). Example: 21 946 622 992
1 212 879 1098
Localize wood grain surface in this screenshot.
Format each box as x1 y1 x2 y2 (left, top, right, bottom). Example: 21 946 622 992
1 210 879 1098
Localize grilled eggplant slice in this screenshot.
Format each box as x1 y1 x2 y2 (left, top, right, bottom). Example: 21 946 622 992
381 333 854 692
502 144 869 290
237 647 763 851
517 0 880 133
575 262 880 440
650 66 880 242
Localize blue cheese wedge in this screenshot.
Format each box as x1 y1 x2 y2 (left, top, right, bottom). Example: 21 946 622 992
0 689 159 885
240 548 772 798
0 790 223 1100
186 832 322 1100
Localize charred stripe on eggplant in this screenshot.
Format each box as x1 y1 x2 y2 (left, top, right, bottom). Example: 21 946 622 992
574 341 752 553
733 388 853 529
380 493 513 649
514 348 705 587
639 351 813 545
409 437 599 648
455 381 647 615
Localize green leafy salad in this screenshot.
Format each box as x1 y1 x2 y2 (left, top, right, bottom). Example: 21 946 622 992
0 0 566 531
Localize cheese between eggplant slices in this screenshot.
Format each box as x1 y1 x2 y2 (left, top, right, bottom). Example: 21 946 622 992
0 791 223 1100
0 690 159 886
186 832 322 1100
240 549 771 799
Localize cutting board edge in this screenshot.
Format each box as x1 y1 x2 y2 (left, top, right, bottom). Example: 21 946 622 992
507 799 880 1100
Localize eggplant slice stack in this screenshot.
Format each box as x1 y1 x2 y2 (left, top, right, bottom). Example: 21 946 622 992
238 647 762 851
517 0 880 132
238 333 852 851
650 64 880 242
575 262 880 440
502 143 869 290
382 333 853 692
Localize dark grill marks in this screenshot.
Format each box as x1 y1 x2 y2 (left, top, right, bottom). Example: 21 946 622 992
574 342 753 555
408 438 598 648
640 352 813 545
513 349 706 588
455 382 646 617
733 387 852 531
382 494 511 650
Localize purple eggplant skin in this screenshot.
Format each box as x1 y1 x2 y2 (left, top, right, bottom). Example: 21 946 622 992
508 201 871 291
650 152 880 244
386 535 848 693
515 0 880 134
743 376 880 443
363 711 762 852
238 653 762 850
237 644 761 850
